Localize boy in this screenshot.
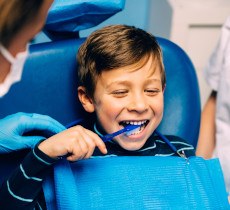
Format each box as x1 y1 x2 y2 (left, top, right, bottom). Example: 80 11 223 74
0 25 195 210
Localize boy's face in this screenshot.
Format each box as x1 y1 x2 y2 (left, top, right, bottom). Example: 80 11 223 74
80 56 164 151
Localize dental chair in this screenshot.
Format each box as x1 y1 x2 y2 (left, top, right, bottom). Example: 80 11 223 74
5 1 230 208
0 0 201 200
0 0 201 187
0 0 201 194
0 37 201 144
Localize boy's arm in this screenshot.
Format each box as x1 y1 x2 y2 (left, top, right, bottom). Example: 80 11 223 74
0 142 56 210
0 125 107 209
196 91 217 159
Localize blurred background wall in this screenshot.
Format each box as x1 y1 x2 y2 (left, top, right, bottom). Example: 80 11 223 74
36 0 230 108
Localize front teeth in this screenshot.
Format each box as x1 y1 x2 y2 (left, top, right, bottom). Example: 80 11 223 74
123 120 147 126
123 120 147 136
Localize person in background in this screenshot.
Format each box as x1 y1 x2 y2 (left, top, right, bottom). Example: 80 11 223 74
0 0 66 153
0 24 195 209
196 16 230 198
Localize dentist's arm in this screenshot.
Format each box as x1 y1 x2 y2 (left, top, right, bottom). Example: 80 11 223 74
0 112 66 153
196 91 216 158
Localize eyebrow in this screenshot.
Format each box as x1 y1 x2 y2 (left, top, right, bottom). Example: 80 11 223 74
145 78 162 85
105 80 130 89
106 78 162 89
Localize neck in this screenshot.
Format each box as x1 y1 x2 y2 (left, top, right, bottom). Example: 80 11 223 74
93 122 107 137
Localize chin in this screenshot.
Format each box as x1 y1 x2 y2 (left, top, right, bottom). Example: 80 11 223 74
119 141 146 151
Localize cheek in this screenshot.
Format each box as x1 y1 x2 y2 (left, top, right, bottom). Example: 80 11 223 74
151 96 164 115
94 99 123 133
94 97 121 119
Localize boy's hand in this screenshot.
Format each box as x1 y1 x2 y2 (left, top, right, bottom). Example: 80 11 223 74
38 125 107 161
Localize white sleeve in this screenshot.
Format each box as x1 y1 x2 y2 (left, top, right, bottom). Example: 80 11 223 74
204 16 230 91
215 23 230 194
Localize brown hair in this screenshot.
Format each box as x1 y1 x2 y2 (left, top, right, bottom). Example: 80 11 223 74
0 0 44 47
77 24 166 98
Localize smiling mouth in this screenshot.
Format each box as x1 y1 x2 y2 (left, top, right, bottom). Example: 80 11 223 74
119 120 149 136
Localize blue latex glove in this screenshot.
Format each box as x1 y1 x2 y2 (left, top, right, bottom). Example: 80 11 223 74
0 112 66 154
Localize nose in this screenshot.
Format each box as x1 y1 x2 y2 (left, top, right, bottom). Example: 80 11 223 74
127 93 148 113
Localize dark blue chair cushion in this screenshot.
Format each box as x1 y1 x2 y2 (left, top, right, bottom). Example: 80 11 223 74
157 37 201 147
0 39 87 125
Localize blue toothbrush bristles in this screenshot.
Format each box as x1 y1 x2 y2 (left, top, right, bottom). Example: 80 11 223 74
101 124 141 142
125 124 141 136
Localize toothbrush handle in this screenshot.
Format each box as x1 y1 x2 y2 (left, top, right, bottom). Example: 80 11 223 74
102 128 126 142
154 130 177 152
101 125 141 142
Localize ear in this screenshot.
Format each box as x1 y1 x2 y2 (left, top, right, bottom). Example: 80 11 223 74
78 86 95 113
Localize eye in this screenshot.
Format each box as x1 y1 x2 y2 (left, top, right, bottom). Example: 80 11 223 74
144 89 160 96
111 90 128 98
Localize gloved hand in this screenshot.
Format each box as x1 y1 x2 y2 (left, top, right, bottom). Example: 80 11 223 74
0 112 66 154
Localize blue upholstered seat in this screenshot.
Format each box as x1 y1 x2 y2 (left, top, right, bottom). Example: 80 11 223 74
0 36 201 185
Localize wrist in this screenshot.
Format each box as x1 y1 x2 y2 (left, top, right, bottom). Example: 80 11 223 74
36 139 59 161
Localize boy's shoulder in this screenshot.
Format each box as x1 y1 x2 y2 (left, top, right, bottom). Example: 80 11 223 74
154 135 195 157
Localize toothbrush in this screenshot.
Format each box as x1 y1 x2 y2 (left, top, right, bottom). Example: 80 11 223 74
65 120 141 142
101 124 141 142
60 122 141 159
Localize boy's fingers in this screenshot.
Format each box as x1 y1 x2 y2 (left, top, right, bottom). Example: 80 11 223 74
85 130 107 154
72 136 90 160
66 126 107 161
80 130 105 158
96 140 108 154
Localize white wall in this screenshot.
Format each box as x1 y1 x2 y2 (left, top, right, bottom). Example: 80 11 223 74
80 0 150 37
148 0 172 39
148 0 230 107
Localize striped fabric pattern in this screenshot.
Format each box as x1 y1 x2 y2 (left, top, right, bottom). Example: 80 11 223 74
0 126 195 210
